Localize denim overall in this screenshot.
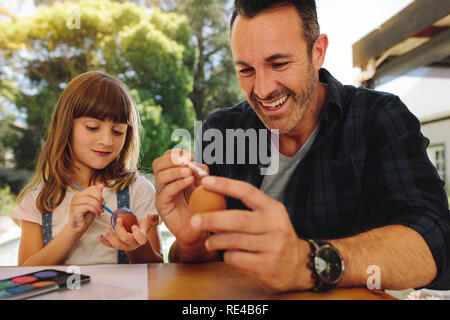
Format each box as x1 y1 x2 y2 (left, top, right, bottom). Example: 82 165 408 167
42 186 130 264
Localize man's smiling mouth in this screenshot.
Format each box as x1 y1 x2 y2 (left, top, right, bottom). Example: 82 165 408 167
259 95 289 110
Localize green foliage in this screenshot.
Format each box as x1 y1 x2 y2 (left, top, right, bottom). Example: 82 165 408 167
446 185 450 207
131 89 194 170
125 0 244 119
0 121 22 169
0 168 32 194
0 0 195 171
171 0 244 120
0 184 17 216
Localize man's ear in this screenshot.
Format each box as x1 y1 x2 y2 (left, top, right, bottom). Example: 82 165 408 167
311 34 328 70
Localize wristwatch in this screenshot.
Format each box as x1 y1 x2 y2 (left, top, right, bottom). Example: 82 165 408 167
307 239 345 291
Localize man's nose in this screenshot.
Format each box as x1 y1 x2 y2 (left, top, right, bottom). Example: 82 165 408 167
254 70 278 100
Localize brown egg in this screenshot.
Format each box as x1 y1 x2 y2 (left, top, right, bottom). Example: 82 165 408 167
189 186 227 213
111 207 138 233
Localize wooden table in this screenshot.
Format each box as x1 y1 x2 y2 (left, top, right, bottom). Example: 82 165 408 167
147 262 396 300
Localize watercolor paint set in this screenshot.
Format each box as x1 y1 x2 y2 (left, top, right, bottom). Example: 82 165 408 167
0 269 90 300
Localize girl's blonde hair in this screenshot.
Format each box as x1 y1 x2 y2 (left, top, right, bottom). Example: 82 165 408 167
17 71 141 213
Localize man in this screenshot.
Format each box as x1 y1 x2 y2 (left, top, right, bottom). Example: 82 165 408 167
152 0 450 292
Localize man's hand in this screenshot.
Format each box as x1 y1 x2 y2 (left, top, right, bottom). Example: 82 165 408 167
152 149 211 253
190 176 315 292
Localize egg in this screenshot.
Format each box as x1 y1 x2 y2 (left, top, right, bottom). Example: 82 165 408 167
111 207 138 233
189 186 227 213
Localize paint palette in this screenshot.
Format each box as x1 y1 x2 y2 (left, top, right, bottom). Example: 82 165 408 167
0 269 90 300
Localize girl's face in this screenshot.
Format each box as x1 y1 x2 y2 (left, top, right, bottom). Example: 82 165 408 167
71 117 128 178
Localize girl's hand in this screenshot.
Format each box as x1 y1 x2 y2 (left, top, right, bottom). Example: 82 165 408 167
98 214 159 252
68 184 105 236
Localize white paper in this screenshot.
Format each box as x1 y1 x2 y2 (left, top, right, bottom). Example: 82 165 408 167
0 264 148 300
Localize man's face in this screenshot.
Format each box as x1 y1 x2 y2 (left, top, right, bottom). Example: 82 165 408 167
231 5 319 134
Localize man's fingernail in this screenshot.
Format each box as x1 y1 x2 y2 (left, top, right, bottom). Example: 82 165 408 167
191 215 202 229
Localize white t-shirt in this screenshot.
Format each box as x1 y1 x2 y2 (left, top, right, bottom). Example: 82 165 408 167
11 175 157 265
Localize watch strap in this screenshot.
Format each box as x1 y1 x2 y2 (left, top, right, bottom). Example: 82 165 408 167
307 239 343 292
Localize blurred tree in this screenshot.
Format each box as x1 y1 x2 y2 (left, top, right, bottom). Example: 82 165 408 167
0 80 21 169
0 184 16 216
0 120 21 169
0 0 195 171
34 0 244 120
0 5 15 19
171 0 243 120
32 0 57 5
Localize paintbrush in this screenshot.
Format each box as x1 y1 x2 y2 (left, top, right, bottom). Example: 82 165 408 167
187 162 208 177
72 183 114 215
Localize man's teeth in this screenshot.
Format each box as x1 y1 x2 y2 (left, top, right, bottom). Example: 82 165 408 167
261 96 288 109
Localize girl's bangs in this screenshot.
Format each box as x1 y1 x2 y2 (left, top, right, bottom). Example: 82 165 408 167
73 76 131 124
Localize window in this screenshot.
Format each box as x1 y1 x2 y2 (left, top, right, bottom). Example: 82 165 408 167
427 144 446 183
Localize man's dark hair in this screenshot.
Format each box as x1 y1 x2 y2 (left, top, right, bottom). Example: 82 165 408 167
230 0 320 55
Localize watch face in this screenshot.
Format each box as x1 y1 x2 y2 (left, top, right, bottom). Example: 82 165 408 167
314 246 344 284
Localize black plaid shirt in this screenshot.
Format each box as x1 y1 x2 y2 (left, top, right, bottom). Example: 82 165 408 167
197 68 450 289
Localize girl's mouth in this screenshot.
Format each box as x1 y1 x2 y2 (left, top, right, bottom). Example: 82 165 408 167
92 150 112 157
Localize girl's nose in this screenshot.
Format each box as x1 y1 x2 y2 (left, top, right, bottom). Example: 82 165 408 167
99 129 113 146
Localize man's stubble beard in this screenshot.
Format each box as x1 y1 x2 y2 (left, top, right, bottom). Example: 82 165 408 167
250 65 317 135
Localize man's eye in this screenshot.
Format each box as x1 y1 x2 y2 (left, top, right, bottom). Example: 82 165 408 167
273 62 288 69
239 67 254 75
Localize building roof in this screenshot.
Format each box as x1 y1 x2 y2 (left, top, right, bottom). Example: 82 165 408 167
420 111 450 125
352 0 450 87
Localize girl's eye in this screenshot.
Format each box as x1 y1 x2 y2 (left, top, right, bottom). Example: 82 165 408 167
113 130 124 136
86 126 98 131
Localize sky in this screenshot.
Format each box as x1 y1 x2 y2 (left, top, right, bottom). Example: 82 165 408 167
2 0 448 120
316 0 413 85
317 0 449 120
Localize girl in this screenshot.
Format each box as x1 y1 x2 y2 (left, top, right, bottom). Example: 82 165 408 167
12 71 163 265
